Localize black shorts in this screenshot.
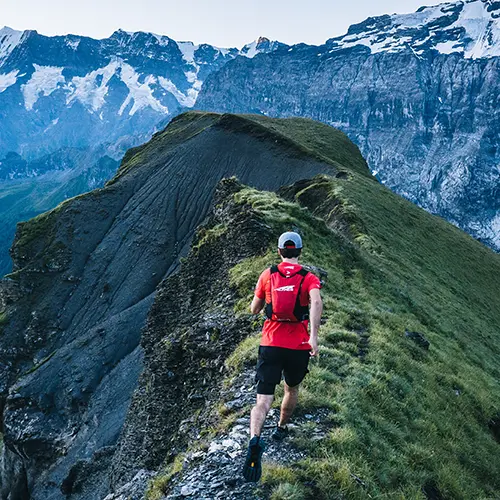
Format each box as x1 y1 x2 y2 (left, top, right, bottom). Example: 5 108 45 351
255 346 310 395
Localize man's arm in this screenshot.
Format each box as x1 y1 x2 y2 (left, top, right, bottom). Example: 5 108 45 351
309 288 322 357
250 295 265 314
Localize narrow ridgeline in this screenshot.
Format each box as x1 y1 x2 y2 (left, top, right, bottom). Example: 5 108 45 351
0 111 357 499
1 111 499 500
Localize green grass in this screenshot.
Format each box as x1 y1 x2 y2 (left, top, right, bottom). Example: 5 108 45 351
145 454 186 500
244 114 370 178
225 174 500 499
110 110 370 187
109 111 222 184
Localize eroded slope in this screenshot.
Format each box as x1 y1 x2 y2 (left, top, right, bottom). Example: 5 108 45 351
0 112 361 499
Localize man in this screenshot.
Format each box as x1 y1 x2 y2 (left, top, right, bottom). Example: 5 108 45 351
242 231 323 482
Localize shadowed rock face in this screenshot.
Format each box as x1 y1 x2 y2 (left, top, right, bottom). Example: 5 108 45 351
0 112 364 499
109 178 275 490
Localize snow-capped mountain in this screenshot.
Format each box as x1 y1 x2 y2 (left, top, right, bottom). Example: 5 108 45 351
197 0 500 251
327 0 500 58
0 28 285 159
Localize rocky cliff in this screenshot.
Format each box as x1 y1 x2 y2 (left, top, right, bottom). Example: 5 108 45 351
197 0 500 251
0 111 360 499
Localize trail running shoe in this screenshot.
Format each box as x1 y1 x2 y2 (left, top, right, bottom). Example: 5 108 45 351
271 425 289 441
242 436 265 482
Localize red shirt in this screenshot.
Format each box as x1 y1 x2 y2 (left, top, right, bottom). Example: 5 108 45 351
254 262 321 350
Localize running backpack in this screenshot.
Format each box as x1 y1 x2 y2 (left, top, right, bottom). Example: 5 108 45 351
265 266 310 322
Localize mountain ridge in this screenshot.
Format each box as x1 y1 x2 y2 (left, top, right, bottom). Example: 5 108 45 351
196 0 500 252
0 111 353 498
1 111 499 499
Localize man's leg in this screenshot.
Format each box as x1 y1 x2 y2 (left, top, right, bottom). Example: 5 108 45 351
243 346 282 482
278 383 299 427
243 393 274 482
272 349 309 440
250 394 274 438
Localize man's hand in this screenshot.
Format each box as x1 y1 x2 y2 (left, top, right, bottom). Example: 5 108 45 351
309 336 319 357
309 288 322 357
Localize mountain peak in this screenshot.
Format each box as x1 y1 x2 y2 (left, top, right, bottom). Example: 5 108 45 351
0 26 24 65
327 0 500 59
257 36 271 45
241 37 287 58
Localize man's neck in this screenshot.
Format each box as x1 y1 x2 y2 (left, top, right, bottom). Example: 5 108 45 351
281 258 299 265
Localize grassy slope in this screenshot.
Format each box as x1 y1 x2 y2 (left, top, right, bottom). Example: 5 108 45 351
223 123 500 498
6 111 499 497
110 111 370 185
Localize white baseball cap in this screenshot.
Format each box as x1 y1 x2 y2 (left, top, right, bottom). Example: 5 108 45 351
278 231 303 249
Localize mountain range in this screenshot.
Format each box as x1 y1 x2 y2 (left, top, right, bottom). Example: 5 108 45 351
197 0 500 251
0 0 498 268
0 27 285 159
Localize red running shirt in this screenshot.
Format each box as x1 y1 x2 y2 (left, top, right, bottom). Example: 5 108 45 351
254 262 321 350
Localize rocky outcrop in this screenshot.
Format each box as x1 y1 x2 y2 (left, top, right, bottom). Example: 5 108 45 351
197 0 500 251
0 111 360 499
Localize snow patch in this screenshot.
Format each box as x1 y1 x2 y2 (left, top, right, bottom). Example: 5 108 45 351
490 213 500 247
66 59 170 116
176 41 198 63
0 27 23 65
241 40 259 58
0 70 18 93
66 60 120 111
118 63 168 116
66 38 80 51
158 77 197 107
22 64 65 110
460 0 500 58
435 40 464 54
151 33 171 46
185 71 197 83
328 0 500 59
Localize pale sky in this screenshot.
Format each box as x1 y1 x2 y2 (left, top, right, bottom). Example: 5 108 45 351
1 0 443 48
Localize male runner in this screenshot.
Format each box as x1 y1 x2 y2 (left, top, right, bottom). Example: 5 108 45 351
242 231 323 482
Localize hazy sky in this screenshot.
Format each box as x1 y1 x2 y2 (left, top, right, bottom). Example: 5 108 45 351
2 0 443 47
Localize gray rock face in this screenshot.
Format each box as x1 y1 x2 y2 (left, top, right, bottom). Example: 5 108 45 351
0 112 348 499
197 0 500 250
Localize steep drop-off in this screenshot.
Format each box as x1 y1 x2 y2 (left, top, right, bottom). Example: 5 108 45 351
0 111 363 499
0 148 119 277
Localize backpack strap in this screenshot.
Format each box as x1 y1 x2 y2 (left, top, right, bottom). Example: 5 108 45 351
265 266 278 319
295 270 309 307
